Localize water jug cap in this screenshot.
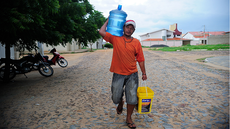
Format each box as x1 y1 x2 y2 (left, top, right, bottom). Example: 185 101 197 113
118 5 122 10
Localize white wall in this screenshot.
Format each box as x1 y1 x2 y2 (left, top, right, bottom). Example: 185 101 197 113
190 41 200 45
92 38 103 49
150 31 164 38
43 44 68 52
167 32 174 38
140 34 149 41
0 44 15 59
140 29 175 41
43 38 79 52
183 33 196 40
37 41 44 56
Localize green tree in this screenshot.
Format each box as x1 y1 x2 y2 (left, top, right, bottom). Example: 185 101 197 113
47 0 94 46
81 10 106 51
0 0 105 81
0 0 60 81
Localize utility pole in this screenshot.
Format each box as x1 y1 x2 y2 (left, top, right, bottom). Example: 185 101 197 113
203 25 206 44
203 25 205 38
180 29 182 46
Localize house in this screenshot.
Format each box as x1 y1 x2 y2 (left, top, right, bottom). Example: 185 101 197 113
43 38 104 52
140 23 191 47
0 39 82 59
183 31 228 45
43 38 81 54
0 37 103 59
91 38 104 49
169 23 182 37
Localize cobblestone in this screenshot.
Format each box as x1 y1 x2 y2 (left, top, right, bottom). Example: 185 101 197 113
0 50 229 128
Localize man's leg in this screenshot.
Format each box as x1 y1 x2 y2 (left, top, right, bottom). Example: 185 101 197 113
111 73 125 114
126 104 136 128
125 72 138 128
117 99 124 114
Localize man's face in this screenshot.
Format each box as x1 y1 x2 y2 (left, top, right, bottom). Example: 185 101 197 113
123 24 135 37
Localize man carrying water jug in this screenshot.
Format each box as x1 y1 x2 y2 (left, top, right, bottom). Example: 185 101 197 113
99 19 147 128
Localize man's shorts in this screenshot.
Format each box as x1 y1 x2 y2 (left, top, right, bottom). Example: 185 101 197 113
111 72 139 105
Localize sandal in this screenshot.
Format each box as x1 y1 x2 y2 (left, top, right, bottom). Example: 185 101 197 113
116 100 124 114
126 122 136 129
116 107 123 114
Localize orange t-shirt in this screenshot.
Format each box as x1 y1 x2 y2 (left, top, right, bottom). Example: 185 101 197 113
103 32 145 75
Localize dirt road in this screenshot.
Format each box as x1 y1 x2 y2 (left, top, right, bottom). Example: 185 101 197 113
0 49 229 129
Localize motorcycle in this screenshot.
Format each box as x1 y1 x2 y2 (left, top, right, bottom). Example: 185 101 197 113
0 52 54 80
43 48 68 68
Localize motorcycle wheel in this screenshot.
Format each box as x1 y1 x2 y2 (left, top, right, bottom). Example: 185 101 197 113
25 62 33 72
57 58 68 68
38 64 53 77
0 66 16 80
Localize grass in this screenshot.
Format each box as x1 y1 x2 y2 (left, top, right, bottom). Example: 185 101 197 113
142 46 150 48
89 49 98 52
196 56 214 62
81 47 88 49
149 44 229 51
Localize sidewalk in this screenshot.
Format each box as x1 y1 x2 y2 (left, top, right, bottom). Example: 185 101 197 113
44 49 89 54
206 56 229 68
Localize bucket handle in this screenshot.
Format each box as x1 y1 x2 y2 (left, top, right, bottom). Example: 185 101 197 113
141 81 148 97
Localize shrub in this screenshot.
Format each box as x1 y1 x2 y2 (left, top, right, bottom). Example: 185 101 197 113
104 43 113 48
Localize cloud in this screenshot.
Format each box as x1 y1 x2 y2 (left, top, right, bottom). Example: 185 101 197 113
118 0 148 6
90 0 229 39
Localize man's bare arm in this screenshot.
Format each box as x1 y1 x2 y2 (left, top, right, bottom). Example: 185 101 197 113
138 61 147 80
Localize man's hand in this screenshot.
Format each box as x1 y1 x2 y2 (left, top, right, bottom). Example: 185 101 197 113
142 74 147 80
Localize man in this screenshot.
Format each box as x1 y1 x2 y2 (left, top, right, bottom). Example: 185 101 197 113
99 19 147 128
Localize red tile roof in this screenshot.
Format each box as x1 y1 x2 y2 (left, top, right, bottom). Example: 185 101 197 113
193 33 210 38
168 38 191 40
167 38 182 40
189 31 226 38
188 31 225 36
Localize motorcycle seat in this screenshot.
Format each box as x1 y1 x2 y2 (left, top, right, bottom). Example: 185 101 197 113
43 56 49 60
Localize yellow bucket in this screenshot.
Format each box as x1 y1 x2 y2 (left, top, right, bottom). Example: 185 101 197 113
135 87 154 114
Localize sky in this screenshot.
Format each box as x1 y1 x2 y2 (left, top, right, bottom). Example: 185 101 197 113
89 0 229 40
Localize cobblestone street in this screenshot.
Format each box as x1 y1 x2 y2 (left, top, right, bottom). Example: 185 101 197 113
0 50 229 129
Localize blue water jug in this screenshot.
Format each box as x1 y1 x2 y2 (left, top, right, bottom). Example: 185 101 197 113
106 5 127 37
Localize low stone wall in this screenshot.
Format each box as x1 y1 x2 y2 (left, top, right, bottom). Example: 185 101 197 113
141 41 182 47
208 35 229 45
